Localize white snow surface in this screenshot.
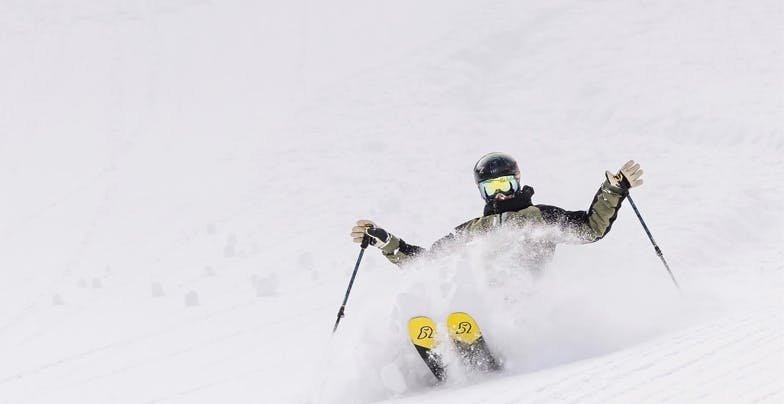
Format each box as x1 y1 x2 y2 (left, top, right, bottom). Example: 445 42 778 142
1 1 782 403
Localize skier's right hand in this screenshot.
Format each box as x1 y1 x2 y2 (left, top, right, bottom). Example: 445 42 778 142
351 220 394 249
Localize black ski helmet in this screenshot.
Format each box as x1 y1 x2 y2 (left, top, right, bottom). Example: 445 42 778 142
473 152 520 184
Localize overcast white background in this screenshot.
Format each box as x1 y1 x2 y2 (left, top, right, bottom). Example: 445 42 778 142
0 0 782 403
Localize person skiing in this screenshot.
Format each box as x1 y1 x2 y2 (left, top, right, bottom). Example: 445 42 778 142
348 153 644 381
350 153 643 270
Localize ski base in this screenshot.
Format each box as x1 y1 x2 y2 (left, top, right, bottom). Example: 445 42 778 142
407 312 501 382
447 312 501 373
408 316 446 381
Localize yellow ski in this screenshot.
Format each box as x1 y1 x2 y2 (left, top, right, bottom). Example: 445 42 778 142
446 312 501 372
407 316 445 381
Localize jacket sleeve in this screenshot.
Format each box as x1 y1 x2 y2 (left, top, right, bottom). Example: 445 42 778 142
537 179 627 243
378 222 469 267
378 236 427 266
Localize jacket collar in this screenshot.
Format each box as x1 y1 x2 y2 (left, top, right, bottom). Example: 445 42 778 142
483 185 535 216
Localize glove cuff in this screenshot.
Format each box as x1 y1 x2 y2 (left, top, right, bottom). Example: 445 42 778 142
602 178 629 196
380 234 401 255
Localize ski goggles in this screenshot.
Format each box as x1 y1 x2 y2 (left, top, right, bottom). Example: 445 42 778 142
478 175 520 199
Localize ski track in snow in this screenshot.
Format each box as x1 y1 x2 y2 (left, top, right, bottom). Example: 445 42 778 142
0 0 782 403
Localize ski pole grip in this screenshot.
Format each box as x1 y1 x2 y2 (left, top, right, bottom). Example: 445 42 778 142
360 234 370 249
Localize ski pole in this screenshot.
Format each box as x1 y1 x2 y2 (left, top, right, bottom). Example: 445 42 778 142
333 235 370 333
626 194 681 291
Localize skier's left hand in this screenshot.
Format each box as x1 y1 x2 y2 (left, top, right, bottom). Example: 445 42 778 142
606 160 643 190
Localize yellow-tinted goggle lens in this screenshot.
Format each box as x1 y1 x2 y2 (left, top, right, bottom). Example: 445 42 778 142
479 175 519 198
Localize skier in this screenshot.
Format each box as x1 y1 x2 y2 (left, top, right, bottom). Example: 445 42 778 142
350 152 643 270
348 152 644 381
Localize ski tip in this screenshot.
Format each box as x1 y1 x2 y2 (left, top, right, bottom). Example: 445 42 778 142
408 316 438 349
447 312 482 344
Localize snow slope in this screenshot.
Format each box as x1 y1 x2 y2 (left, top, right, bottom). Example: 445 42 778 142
388 307 783 404
0 0 781 403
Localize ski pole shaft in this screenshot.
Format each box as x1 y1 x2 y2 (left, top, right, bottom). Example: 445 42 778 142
626 194 681 290
333 236 370 333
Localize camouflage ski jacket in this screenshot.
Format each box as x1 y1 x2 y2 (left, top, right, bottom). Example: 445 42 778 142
378 178 627 269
